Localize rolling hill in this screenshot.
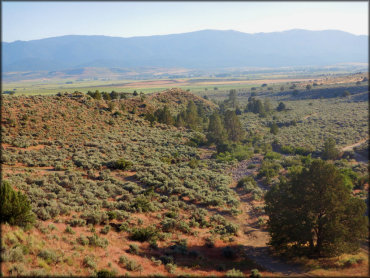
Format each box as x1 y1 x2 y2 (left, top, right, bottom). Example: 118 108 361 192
2 29 368 72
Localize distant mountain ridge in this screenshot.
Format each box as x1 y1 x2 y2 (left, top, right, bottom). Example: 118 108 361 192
2 29 368 72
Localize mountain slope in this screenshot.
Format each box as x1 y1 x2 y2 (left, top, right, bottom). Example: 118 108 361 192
2 29 368 71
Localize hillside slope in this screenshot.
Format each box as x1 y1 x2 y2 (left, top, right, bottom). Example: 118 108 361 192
1 90 259 276
3 29 368 71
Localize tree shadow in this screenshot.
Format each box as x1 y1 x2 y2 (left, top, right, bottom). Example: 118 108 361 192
139 243 264 274
244 246 307 275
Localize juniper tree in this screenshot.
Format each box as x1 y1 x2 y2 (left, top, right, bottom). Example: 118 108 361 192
0 181 35 227
228 89 237 108
276 102 286 111
322 137 339 160
224 110 244 142
154 105 174 125
207 112 227 145
184 101 199 130
265 160 367 257
270 122 279 135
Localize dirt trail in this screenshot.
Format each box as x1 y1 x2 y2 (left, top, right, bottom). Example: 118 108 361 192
302 112 317 120
341 138 368 163
229 155 308 276
341 138 368 152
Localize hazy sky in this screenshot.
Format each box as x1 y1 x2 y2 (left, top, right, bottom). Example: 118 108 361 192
2 1 368 42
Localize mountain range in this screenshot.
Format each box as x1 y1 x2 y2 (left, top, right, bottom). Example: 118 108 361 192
2 29 368 72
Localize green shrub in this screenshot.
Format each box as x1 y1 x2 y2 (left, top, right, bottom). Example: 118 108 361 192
28 268 48 276
96 269 116 277
169 239 188 255
127 244 139 255
216 144 252 162
77 235 89 246
130 196 154 212
280 145 294 154
250 269 261 278
130 226 159 242
149 240 158 250
257 161 281 180
161 218 177 232
119 222 130 232
100 225 111 235
37 249 60 264
0 181 35 227
214 222 239 236
226 268 244 277
188 158 199 169
164 210 178 219
204 236 215 248
237 176 263 199
64 225 75 234
83 255 96 269
67 218 86 227
125 260 142 272
159 255 174 265
151 256 162 266
342 257 363 268
111 159 133 170
8 263 26 276
119 255 129 265
165 263 177 274
264 151 281 160
237 176 256 189
3 246 25 262
210 214 226 225
81 211 108 225
187 133 207 147
87 233 109 248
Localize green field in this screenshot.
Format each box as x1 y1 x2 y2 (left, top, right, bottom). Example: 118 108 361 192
2 70 350 96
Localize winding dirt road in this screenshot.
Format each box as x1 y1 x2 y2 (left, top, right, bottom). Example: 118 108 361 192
229 155 309 276
341 138 368 152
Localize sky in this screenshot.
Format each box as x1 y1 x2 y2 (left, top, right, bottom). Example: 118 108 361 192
2 1 368 42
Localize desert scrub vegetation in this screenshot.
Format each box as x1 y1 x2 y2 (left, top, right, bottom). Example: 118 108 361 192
118 255 143 271
237 176 264 199
239 97 368 151
2 85 367 276
1 92 244 275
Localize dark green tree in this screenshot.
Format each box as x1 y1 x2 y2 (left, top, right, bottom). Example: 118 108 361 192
88 90 102 100
224 110 244 142
154 105 174 125
322 137 339 160
102 92 111 101
0 181 35 227
276 102 286 111
228 89 237 108
265 160 367 257
342 90 350 97
110 91 119 100
175 111 186 128
235 106 242 115
247 97 265 115
270 122 279 135
263 99 272 113
206 112 227 145
144 112 156 125
184 101 199 129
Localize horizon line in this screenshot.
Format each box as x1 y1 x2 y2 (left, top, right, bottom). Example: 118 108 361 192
3 28 367 43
